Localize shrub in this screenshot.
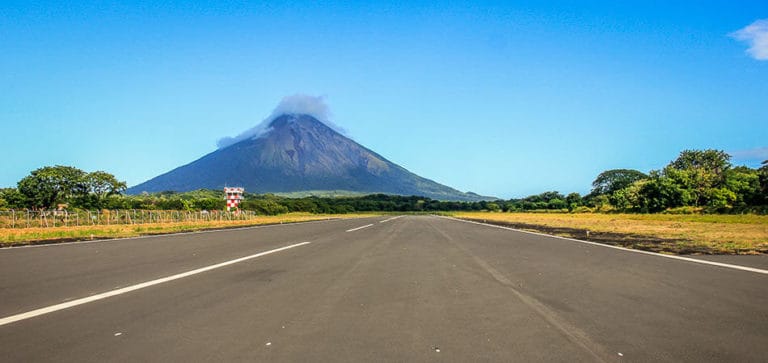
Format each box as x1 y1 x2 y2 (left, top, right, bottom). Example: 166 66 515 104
663 206 704 214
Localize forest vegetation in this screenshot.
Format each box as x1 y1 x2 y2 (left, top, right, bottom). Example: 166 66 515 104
1 149 766 215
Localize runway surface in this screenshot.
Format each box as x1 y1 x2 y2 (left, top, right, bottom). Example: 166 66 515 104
1 215 765 362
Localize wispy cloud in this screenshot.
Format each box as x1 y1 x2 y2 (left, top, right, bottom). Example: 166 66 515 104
217 94 345 149
729 146 768 162
731 19 768 60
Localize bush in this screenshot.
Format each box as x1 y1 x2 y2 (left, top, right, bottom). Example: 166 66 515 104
663 206 704 214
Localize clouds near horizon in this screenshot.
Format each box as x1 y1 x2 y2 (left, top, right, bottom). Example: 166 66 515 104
729 146 768 162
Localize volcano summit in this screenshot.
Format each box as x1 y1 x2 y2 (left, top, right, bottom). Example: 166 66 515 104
128 114 490 201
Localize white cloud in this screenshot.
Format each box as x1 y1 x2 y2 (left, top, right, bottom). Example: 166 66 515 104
216 94 345 149
267 94 333 125
731 19 768 60
729 146 768 161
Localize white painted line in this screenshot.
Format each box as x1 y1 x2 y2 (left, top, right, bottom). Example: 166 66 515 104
0 242 312 327
439 216 768 276
379 216 403 223
346 224 374 232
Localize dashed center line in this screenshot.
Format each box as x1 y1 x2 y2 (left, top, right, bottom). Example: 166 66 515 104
346 224 374 232
0 242 312 327
379 216 403 223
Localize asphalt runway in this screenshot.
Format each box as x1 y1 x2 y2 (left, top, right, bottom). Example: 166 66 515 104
1 215 766 362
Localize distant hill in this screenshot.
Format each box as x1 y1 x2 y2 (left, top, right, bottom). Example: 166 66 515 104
127 114 494 201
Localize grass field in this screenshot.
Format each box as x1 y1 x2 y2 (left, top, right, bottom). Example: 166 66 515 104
0 213 377 247
450 212 768 255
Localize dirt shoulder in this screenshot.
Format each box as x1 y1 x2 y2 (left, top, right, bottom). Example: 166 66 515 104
0 213 378 247
454 213 767 255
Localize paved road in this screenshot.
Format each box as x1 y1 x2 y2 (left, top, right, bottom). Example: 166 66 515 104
0 215 766 362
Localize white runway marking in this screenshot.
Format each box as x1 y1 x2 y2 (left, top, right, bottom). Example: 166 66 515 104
0 242 312 327
346 224 374 232
379 216 403 223
441 216 768 276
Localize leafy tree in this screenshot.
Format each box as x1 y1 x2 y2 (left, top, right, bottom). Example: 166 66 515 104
609 180 644 211
0 188 27 209
73 171 128 209
669 149 731 175
759 160 768 204
85 171 127 200
243 199 289 215
565 192 582 211
17 166 87 209
103 195 131 210
548 198 567 210
192 198 225 210
704 188 736 209
591 169 648 196
155 198 191 210
485 202 501 212
723 166 761 207
664 149 731 206
636 171 686 212
590 194 611 212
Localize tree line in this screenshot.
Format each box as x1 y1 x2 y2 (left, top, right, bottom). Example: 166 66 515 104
0 166 127 210
1 149 766 214
583 150 767 213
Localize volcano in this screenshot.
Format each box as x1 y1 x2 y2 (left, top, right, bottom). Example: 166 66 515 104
127 114 491 201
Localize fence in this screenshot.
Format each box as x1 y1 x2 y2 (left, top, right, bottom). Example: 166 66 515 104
0 210 260 229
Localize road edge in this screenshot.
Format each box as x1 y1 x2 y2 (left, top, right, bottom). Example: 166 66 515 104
438 215 768 276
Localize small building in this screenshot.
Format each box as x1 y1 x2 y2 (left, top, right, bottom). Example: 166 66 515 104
224 187 244 211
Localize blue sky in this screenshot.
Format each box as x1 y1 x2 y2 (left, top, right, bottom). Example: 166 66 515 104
1 1 766 198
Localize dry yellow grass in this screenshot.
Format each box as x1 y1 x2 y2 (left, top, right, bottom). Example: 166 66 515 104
0 213 378 246
451 212 768 255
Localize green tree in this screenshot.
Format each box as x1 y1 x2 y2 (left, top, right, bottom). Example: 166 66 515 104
547 198 567 210
759 160 768 204
636 171 686 212
244 200 289 215
669 149 731 174
723 166 761 207
609 180 644 211
0 188 27 209
704 188 736 209
664 149 731 206
591 169 648 196
485 202 501 212
17 166 87 209
192 198 226 210
85 171 127 200
590 194 611 212
565 192 582 211
74 171 128 209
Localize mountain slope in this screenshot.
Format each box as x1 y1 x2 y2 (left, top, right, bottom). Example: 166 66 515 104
127 114 493 201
